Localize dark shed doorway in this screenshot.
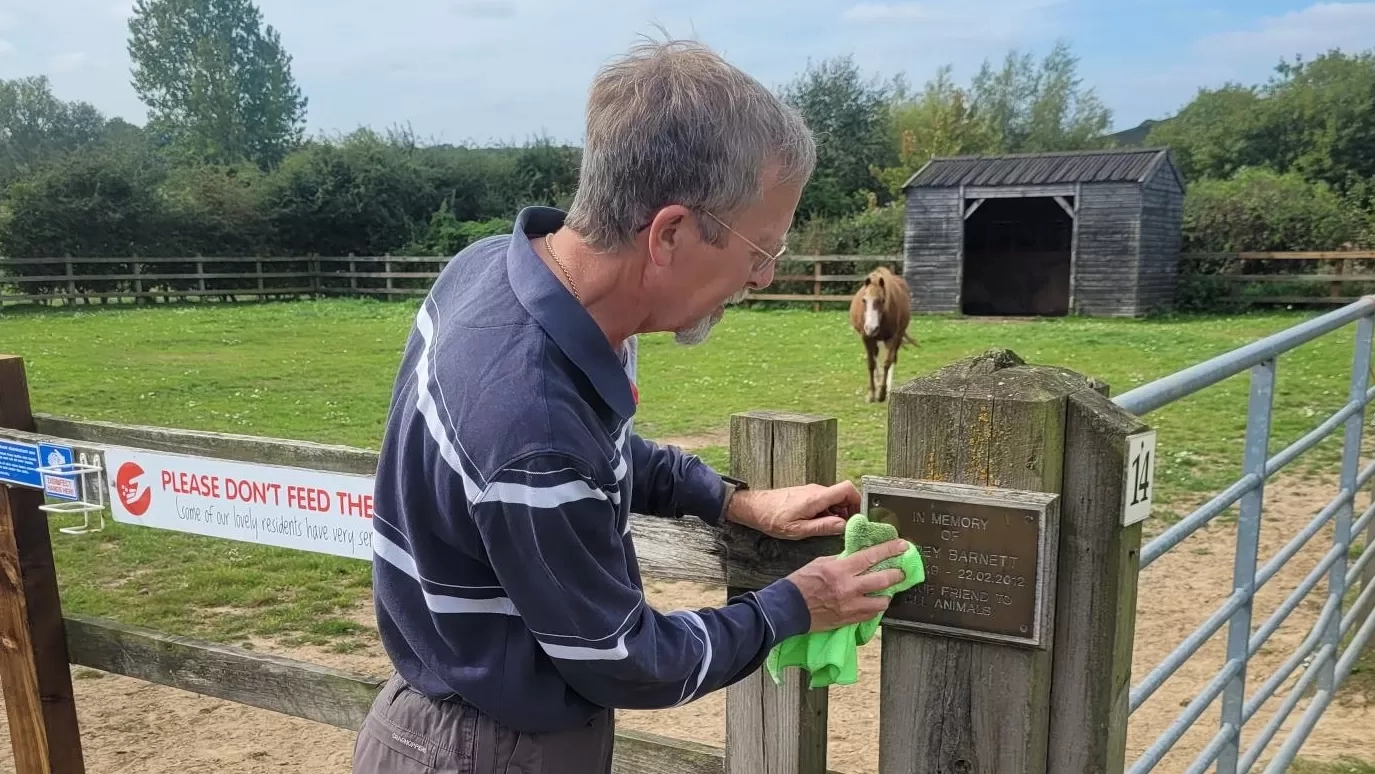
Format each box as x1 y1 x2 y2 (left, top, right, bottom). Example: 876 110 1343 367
961 196 1073 316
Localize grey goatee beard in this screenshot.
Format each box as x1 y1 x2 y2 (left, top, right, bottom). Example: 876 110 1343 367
674 288 749 346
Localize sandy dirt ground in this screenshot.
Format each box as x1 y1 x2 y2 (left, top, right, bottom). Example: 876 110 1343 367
0 470 1372 774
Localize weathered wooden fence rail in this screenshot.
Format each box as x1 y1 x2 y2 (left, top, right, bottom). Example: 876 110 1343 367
3 252 1371 310
1182 251 1375 306
0 255 900 309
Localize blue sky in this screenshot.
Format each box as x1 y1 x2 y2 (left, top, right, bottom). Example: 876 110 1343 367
1 0 1373 146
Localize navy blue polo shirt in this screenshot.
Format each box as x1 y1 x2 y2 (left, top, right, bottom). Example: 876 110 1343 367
370 206 811 733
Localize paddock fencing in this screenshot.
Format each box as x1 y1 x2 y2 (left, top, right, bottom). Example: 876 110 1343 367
0 251 1370 312
0 254 901 310
0 298 1373 773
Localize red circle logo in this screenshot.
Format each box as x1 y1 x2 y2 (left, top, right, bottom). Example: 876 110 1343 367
115 462 152 517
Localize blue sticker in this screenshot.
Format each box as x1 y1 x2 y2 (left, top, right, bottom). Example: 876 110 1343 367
37 443 79 502
0 440 41 489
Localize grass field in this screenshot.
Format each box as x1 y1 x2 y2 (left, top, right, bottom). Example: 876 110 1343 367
0 298 1364 646
2 298 1373 770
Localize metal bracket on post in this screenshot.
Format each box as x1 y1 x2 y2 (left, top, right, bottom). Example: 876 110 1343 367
37 451 107 535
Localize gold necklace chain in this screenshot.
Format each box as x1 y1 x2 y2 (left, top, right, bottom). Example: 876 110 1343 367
544 233 579 301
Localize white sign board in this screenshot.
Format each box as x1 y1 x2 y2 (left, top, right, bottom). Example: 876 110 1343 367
103 447 376 560
1122 430 1157 527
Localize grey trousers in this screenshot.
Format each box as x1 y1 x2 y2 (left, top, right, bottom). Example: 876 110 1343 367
352 673 615 774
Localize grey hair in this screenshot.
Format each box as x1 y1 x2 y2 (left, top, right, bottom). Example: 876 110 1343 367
564 38 817 252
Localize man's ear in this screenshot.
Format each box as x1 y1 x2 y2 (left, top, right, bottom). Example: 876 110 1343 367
647 205 693 268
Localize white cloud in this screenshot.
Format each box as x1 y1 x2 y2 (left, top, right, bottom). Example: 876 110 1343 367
1198 2 1375 59
1112 2 1375 123
0 40 13 57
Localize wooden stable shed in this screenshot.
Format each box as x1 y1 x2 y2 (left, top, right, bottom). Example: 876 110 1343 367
901 147 1185 317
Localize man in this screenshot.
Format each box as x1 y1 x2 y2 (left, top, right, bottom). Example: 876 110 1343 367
354 38 910 774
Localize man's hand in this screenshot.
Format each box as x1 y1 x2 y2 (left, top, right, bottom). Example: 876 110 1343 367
725 481 860 540
786 538 910 632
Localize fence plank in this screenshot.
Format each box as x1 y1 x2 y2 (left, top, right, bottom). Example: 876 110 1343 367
880 349 1069 774
1245 296 1363 305
1046 384 1148 773
1 272 317 283
1235 251 1375 260
0 288 319 303
62 614 737 774
0 357 85 774
17 415 836 589
6 252 1364 308
724 411 834 774
34 413 380 474
65 613 384 729
611 730 725 774
1222 274 1375 283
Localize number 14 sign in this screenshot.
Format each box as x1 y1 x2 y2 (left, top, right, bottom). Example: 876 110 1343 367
1122 430 1157 527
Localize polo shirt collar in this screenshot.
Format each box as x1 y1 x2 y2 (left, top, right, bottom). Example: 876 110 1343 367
506 206 637 419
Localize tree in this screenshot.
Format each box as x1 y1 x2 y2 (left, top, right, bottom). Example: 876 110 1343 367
968 40 1112 153
0 76 111 189
127 0 307 168
780 55 898 220
1147 48 1375 198
1260 50 1375 199
872 65 998 197
1144 85 1266 181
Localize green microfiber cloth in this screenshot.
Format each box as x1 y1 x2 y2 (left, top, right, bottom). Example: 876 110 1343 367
765 512 925 689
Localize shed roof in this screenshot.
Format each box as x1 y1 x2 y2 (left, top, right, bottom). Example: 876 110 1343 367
902 147 1177 189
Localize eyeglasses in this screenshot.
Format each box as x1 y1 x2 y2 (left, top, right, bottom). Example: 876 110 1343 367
702 210 787 274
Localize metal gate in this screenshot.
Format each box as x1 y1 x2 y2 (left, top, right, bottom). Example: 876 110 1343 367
1111 297 1375 773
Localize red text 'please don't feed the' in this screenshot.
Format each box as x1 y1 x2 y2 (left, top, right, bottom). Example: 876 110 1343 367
159 469 374 519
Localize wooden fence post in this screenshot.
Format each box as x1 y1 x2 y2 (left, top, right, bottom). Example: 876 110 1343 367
724 410 835 774
811 261 821 312
1046 370 1148 773
0 355 86 773
878 348 1143 774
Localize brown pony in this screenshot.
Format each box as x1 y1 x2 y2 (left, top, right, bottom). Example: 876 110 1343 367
849 266 916 402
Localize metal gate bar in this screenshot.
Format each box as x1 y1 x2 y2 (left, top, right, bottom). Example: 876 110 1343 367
1110 298 1375 773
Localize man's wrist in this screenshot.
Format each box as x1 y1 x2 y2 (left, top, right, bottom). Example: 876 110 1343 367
719 475 750 526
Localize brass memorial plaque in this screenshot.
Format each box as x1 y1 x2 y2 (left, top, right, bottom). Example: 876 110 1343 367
861 476 1059 648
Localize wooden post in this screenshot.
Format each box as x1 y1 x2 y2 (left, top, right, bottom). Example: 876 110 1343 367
131 258 143 304
724 410 835 774
812 261 821 312
0 355 86 773
1046 374 1148 773
879 348 1142 774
